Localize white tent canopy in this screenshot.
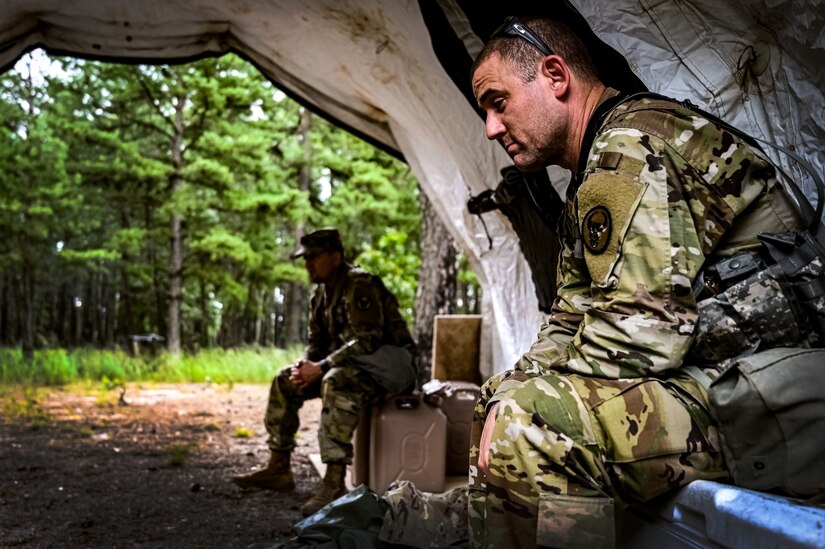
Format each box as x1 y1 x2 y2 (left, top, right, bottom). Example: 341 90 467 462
1 0 822 376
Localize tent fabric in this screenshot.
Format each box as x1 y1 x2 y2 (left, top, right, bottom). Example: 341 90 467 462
1 0 822 377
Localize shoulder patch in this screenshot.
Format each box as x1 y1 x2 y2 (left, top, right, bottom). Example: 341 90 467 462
578 172 647 285
347 276 382 326
582 206 612 254
356 291 374 311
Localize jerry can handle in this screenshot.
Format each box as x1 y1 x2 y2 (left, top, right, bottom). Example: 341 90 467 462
394 395 420 409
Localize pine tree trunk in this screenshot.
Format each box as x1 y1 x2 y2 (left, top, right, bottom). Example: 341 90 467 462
166 92 186 355
117 209 134 347
104 274 116 348
286 282 304 345
414 190 457 381
198 277 209 349
286 108 314 345
0 275 8 345
147 202 166 342
20 260 35 360
89 272 100 345
59 282 72 347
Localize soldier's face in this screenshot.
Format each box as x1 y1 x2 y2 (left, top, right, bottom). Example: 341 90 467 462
303 251 342 284
472 52 570 171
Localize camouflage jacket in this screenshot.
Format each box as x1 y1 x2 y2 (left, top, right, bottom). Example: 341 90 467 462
494 89 803 399
305 263 417 367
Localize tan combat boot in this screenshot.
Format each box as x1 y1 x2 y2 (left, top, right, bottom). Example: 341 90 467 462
231 451 295 490
300 462 348 516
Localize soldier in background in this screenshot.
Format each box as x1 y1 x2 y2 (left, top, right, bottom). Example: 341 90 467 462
468 15 805 548
232 227 418 517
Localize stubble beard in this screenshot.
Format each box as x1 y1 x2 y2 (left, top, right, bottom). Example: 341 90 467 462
516 105 569 172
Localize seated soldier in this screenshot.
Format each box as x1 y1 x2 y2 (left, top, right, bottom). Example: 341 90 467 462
232 227 418 516
468 15 806 548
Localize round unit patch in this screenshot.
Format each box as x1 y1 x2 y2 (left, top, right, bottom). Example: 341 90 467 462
582 206 612 254
356 294 374 311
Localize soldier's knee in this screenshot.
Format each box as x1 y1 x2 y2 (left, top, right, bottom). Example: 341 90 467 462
275 365 292 383
504 375 591 441
319 364 348 390
323 394 361 435
276 364 293 384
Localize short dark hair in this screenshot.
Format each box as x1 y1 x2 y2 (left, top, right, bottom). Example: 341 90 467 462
472 16 600 86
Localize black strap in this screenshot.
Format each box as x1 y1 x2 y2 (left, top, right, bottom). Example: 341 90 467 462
571 90 631 192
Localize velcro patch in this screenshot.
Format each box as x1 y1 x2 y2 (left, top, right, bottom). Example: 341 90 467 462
578 172 646 285
356 294 373 311
349 279 381 325
582 206 612 254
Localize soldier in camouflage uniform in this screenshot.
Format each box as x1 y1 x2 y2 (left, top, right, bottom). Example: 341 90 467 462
232 227 418 517
467 16 806 548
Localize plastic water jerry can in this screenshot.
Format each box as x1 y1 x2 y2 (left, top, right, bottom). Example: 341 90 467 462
368 393 447 494
439 381 480 475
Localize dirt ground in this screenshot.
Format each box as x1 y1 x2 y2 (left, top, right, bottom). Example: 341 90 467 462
0 382 325 548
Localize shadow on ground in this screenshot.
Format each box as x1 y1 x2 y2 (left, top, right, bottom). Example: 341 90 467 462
0 383 322 548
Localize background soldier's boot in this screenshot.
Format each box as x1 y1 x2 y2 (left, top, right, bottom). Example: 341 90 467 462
231 451 294 490
300 462 348 516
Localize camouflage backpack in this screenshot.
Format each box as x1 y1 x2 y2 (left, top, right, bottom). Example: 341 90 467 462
657 93 825 499
687 348 825 499
601 92 825 352
672 94 825 355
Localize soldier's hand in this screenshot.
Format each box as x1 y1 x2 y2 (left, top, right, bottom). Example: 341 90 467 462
477 402 500 474
290 359 323 388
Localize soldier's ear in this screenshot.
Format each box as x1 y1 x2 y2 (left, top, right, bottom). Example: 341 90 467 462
541 55 570 99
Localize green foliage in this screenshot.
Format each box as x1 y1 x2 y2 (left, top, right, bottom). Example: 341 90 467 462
356 230 420 323
189 228 260 270
0 348 75 385
0 49 474 352
0 348 148 385
150 346 299 384
0 385 50 426
0 346 301 385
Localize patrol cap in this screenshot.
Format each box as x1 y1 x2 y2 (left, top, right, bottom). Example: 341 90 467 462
291 227 344 259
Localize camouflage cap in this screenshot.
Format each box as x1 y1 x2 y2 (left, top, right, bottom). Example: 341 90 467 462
291 227 344 259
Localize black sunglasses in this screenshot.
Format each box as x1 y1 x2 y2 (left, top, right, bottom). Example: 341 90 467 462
491 16 554 57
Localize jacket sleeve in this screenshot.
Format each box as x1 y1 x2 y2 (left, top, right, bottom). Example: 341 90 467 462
561 121 772 378
325 274 388 366
304 287 329 362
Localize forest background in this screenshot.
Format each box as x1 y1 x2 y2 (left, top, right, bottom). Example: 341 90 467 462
0 51 481 385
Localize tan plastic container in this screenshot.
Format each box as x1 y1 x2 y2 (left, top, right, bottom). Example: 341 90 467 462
368 393 447 494
440 381 481 475
351 406 371 487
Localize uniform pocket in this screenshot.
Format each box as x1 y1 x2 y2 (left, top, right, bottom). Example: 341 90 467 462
590 378 713 463
536 493 614 548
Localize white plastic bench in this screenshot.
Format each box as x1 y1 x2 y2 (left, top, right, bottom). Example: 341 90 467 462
618 480 825 548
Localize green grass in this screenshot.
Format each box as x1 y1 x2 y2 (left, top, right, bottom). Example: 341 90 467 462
0 345 302 386
0 385 50 426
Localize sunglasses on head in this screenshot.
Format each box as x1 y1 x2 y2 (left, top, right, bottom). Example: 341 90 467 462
491 16 554 57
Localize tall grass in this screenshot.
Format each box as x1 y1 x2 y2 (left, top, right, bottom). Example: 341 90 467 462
151 347 300 384
0 346 302 385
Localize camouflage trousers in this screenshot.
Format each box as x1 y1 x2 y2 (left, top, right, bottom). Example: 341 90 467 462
264 361 385 464
380 480 469 547
468 369 729 548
